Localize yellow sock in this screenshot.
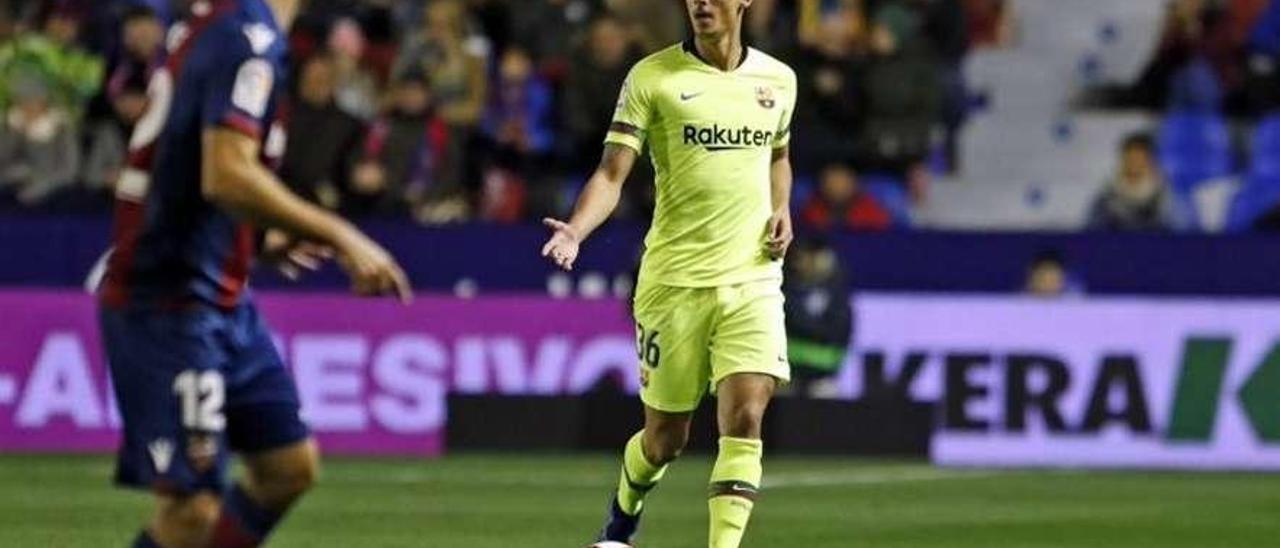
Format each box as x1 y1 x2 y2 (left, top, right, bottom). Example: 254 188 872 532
616 431 668 515
707 437 763 548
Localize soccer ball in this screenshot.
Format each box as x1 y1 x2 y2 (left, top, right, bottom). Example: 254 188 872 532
588 543 633 548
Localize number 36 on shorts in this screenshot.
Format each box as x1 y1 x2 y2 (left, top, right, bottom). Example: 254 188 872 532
636 323 661 367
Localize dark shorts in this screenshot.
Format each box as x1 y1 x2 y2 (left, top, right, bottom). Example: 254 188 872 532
100 301 309 494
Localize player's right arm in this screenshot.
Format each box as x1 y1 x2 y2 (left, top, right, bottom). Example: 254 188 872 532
197 46 409 302
542 62 652 271
541 143 638 271
202 129 411 302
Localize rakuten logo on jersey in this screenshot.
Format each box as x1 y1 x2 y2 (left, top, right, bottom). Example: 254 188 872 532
682 124 774 151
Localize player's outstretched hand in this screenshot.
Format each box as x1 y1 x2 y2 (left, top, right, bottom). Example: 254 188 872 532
335 229 413 304
541 217 581 271
766 209 793 260
261 230 334 281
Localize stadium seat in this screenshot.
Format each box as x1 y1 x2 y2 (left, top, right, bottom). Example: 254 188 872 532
792 175 816 211
859 174 913 228
1250 114 1280 178
1191 177 1241 232
1224 175 1280 231
1223 115 1280 230
1157 110 1232 193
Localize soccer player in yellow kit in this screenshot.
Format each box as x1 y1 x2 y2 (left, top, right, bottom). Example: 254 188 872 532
540 1 796 546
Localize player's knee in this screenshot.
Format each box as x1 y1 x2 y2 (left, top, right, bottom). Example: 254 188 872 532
645 429 689 465
248 449 319 508
157 493 221 539
720 401 767 439
265 455 319 503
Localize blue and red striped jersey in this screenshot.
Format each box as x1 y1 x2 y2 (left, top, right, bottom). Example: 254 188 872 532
101 0 287 310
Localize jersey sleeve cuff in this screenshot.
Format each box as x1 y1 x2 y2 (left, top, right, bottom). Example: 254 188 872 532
216 112 264 139
604 132 643 153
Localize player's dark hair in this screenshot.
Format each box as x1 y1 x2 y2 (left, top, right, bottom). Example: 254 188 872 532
121 4 158 25
397 67 432 88
1030 248 1066 269
1121 132 1155 155
588 12 622 27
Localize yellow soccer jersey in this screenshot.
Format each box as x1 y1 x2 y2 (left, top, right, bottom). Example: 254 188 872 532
605 41 797 288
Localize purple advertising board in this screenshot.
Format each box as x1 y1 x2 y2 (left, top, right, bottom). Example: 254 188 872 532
0 291 638 455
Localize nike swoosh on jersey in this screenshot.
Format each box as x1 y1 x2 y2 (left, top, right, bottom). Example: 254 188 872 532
680 92 704 101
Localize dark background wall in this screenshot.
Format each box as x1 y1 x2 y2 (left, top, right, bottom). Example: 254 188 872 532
4 216 1279 296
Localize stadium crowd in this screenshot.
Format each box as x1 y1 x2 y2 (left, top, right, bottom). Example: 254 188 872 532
4 0 1280 232
0 0 996 229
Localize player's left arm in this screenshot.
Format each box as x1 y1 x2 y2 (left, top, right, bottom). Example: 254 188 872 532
766 73 798 261
766 145 794 260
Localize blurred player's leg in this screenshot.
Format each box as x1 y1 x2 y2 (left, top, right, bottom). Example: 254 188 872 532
133 493 221 547
599 407 692 544
101 307 231 548
708 373 776 548
211 439 319 547
596 283 713 544
209 305 316 547
620 407 693 513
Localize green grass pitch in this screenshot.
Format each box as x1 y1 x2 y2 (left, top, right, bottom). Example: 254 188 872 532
2 453 1278 547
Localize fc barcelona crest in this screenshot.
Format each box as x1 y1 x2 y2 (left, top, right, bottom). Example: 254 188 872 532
755 86 776 109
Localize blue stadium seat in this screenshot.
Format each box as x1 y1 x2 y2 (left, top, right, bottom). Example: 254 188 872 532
1157 110 1232 193
1225 176 1280 231
859 173 913 228
1250 114 1280 177
1224 115 1280 230
792 175 816 211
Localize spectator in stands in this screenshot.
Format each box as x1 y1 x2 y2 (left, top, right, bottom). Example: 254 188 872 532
395 0 488 128
745 0 798 51
481 46 555 222
81 5 162 210
394 0 489 198
0 72 81 210
327 17 380 121
562 16 635 173
465 0 514 55
1132 0 1269 113
792 8 865 173
349 71 455 222
89 5 161 122
916 0 970 173
856 3 942 181
82 69 146 207
800 164 893 231
281 54 363 211
782 238 853 398
0 2 103 122
114 5 162 74
606 0 687 52
512 0 599 80
963 0 1015 49
793 0 861 48
1087 134 1182 231
1023 250 1074 298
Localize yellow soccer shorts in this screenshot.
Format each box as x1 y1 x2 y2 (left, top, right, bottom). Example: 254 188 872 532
632 278 791 413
